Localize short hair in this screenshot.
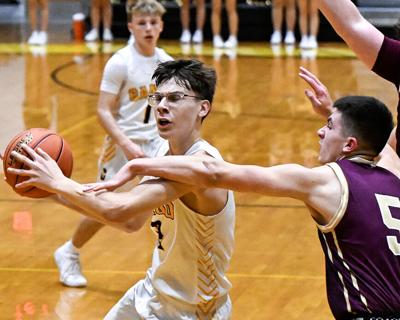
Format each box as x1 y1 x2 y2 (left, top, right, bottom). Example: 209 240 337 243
152 59 217 104
333 96 393 155
126 0 166 20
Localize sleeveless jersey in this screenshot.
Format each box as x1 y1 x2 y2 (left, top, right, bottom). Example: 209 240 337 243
141 139 235 319
372 36 400 156
100 45 173 141
317 158 400 318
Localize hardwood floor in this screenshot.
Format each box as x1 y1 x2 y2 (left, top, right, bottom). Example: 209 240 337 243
0 37 397 319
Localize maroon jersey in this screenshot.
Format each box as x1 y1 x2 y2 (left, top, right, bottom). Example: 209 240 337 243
372 36 400 156
318 158 400 319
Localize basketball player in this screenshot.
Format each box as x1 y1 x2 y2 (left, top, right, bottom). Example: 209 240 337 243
9 59 235 319
53 0 173 288
84 90 400 317
315 0 400 155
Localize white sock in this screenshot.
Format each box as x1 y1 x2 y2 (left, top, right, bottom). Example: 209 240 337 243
65 240 79 254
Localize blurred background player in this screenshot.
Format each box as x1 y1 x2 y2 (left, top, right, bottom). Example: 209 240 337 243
212 0 239 48
298 0 319 49
27 0 49 45
179 0 205 44
270 0 296 45
53 0 172 288
85 0 114 42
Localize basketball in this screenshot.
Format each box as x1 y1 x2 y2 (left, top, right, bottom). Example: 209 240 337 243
3 128 73 198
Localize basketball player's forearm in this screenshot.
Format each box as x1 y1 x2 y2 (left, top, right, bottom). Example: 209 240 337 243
53 177 136 226
128 156 235 189
98 108 130 147
317 0 362 30
316 0 383 68
128 156 214 187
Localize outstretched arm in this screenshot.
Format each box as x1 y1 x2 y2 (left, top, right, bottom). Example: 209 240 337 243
91 155 342 224
7 145 192 231
317 0 384 69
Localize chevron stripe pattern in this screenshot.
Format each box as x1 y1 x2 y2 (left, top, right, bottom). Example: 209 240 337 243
99 141 116 164
195 215 219 320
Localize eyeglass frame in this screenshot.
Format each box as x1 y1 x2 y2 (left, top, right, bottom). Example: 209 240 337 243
148 91 202 108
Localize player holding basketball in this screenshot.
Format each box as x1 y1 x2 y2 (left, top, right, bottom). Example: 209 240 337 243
82 72 400 317
9 59 235 319
53 0 173 288
315 0 400 154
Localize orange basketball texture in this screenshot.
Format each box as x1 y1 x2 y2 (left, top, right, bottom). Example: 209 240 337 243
3 128 73 198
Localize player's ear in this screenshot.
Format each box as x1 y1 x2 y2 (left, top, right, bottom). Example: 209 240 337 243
159 20 164 32
198 100 211 119
343 137 358 153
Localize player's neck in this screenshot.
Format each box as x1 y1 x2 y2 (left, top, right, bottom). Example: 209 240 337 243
168 134 202 156
134 42 155 57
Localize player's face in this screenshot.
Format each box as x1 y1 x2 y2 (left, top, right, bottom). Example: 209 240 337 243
128 14 163 47
317 110 348 164
151 79 210 146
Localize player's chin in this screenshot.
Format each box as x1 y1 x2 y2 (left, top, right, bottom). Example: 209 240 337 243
157 130 170 140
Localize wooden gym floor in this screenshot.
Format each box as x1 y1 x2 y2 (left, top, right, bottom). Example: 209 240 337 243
0 35 397 319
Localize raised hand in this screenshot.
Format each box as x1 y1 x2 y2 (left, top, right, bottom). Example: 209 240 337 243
83 162 136 192
299 66 333 118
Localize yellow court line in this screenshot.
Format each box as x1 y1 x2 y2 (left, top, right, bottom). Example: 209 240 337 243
0 42 356 59
59 115 97 137
0 267 323 280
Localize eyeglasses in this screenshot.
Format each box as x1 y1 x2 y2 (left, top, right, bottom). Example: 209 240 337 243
148 92 201 107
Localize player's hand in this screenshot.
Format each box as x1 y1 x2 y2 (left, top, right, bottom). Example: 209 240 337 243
299 66 333 118
120 140 145 160
7 144 65 193
83 162 136 192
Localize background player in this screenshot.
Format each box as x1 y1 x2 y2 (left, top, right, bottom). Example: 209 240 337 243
53 0 172 288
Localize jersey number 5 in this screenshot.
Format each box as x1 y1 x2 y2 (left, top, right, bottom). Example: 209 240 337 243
376 194 400 255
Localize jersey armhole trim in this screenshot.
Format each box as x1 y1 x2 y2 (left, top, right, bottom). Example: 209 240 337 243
317 162 349 233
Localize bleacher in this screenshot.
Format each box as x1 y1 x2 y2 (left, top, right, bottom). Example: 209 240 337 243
110 0 400 42
1 0 399 42
358 0 400 27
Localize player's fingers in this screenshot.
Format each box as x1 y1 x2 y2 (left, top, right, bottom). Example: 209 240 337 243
7 167 37 177
82 183 97 192
15 180 35 189
20 143 38 159
300 74 320 92
36 147 52 160
82 183 110 192
10 151 36 168
92 183 113 192
304 90 322 107
299 66 322 86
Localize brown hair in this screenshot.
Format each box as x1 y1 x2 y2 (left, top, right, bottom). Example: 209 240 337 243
126 0 166 20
